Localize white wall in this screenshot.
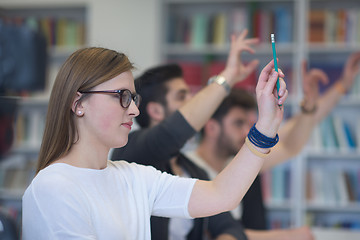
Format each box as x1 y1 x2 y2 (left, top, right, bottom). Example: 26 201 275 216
88 0 161 75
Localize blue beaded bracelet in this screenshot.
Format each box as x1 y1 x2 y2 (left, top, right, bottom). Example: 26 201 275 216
247 124 279 148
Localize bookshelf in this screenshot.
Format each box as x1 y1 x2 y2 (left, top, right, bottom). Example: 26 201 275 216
0 3 88 231
304 0 360 231
161 0 360 234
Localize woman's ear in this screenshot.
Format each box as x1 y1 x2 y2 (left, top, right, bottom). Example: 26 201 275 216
146 102 165 123
72 92 84 117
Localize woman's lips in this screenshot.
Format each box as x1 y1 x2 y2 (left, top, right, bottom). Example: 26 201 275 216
122 121 133 129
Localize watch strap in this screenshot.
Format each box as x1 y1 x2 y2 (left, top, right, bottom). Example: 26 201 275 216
208 75 231 94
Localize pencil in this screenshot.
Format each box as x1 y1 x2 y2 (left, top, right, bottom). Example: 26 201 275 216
271 33 280 98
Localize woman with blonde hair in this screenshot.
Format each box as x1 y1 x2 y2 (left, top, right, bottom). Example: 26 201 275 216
22 46 287 239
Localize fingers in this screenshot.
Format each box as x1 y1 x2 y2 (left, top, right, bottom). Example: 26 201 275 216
231 29 259 53
256 60 275 92
263 71 279 95
278 79 288 105
244 59 260 75
308 69 329 85
278 77 287 97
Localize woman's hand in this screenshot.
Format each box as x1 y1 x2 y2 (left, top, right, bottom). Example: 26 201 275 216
255 60 288 138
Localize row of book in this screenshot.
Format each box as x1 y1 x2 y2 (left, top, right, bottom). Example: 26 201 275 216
307 213 360 230
167 6 292 47
309 115 360 153
178 61 296 95
178 61 258 93
309 9 360 44
2 16 86 47
179 60 360 98
306 168 360 206
262 165 360 206
261 164 292 204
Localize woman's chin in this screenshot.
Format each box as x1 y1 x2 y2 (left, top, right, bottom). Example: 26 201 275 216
112 138 128 149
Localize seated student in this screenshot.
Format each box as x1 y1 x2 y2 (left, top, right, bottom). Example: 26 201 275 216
22 46 288 239
184 51 360 240
111 30 261 240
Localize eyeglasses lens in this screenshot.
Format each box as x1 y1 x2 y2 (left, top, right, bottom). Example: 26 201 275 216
120 90 131 108
119 90 140 108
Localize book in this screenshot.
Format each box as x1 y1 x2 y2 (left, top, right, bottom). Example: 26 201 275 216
332 116 349 153
325 10 336 43
230 8 248 36
178 62 203 93
346 9 358 44
213 12 227 46
344 171 356 202
271 165 286 203
320 116 338 152
343 121 356 150
259 9 273 43
336 9 347 43
309 10 326 43
190 14 209 48
274 7 292 43
356 117 360 153
309 125 323 152
335 169 349 206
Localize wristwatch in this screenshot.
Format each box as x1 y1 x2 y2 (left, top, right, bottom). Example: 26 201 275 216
207 75 231 94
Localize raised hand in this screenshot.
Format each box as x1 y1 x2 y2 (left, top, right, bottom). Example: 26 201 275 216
340 52 360 90
220 29 260 86
255 60 288 138
301 60 329 111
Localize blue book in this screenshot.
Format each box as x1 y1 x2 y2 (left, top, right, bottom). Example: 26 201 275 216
343 121 356 149
271 165 286 202
274 7 292 43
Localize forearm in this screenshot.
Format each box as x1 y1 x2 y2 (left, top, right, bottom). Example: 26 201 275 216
246 227 314 240
314 82 344 124
246 229 288 240
262 113 316 171
188 144 264 218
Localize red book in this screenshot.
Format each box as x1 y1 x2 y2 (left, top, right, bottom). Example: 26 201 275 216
179 62 203 93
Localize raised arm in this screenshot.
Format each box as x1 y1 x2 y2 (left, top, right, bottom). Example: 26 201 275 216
188 60 288 218
262 52 360 171
180 29 260 131
262 62 328 171
314 52 360 123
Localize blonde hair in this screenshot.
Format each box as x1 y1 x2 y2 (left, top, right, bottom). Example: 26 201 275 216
36 47 134 173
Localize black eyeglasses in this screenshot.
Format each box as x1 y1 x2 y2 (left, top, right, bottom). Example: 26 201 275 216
79 89 141 108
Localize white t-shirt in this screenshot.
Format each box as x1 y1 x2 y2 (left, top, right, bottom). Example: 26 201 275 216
184 151 242 220
22 160 197 240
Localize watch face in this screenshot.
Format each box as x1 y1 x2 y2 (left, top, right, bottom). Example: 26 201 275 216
216 77 225 84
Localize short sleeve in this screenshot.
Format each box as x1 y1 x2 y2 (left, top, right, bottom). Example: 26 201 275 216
135 163 197 219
